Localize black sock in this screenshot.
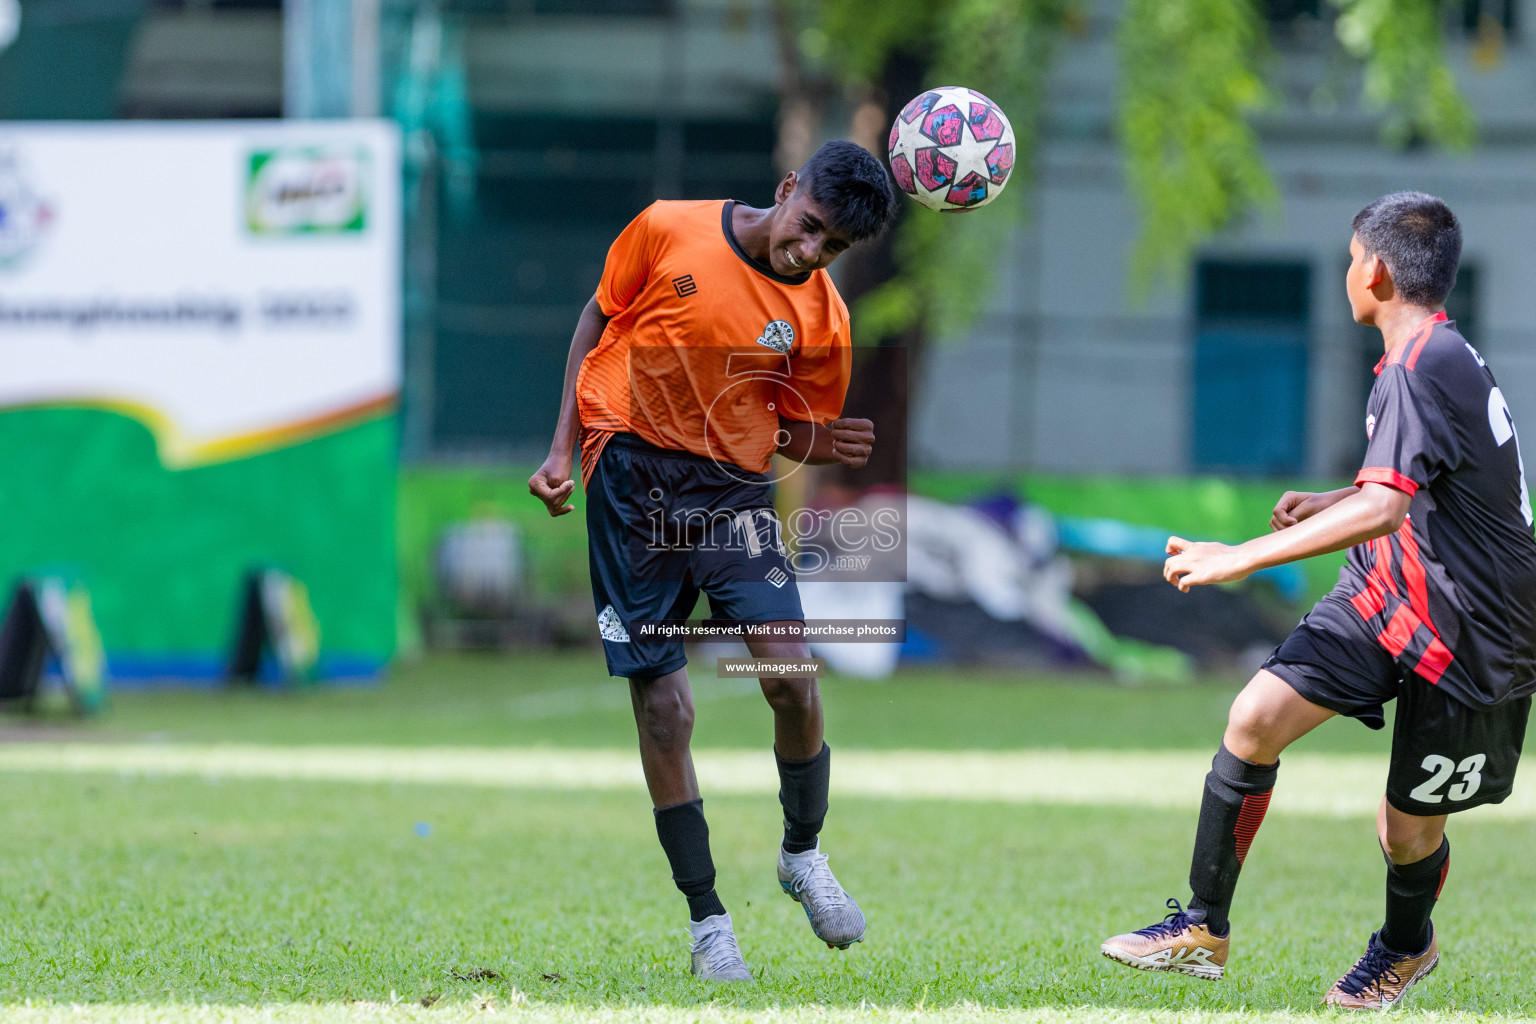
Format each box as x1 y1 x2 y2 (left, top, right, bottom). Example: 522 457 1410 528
1187 743 1278 936
776 743 830 854
1380 836 1449 955
654 799 726 921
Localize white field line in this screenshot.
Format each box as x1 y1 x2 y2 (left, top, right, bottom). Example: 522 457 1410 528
505 677 759 719
0 743 1533 821
0 1002 1529 1024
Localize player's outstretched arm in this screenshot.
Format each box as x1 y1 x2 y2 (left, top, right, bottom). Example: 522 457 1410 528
528 296 611 517
777 416 874 468
1269 486 1357 530
1165 483 1411 592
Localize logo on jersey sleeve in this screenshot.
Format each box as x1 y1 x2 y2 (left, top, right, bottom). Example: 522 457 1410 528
755 319 795 354
1366 414 1376 439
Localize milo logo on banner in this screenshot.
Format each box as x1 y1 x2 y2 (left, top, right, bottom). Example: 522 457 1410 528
246 146 368 234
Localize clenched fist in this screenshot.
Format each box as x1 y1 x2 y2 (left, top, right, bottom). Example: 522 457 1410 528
828 418 875 468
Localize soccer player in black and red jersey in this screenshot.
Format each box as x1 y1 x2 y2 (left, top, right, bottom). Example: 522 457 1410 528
1100 192 1536 1008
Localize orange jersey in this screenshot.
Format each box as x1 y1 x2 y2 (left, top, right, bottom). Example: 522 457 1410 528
576 200 852 482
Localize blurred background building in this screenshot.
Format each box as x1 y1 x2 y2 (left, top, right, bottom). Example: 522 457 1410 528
919 0 1535 479
4 0 1529 476
1 0 1532 676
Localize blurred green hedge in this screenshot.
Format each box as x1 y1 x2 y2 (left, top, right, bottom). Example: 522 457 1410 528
399 466 1350 648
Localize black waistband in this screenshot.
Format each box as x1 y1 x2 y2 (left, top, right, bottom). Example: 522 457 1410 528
607 432 763 479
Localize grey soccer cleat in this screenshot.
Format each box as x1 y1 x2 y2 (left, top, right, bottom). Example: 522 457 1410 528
688 912 753 982
777 842 866 949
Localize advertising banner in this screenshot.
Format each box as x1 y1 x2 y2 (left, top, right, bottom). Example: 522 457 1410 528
0 120 401 680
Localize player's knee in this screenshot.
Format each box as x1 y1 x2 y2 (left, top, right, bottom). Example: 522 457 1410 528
1380 816 1444 864
761 676 818 718
1380 833 1422 865
634 678 694 747
1224 693 1284 762
641 699 693 748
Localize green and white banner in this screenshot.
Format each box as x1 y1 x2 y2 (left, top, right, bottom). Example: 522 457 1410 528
0 120 401 681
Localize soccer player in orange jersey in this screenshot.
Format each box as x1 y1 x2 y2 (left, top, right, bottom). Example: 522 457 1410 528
528 141 897 981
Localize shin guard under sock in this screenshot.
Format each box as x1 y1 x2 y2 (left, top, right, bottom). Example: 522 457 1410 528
1381 836 1449 955
654 799 726 921
776 743 831 854
1187 743 1278 935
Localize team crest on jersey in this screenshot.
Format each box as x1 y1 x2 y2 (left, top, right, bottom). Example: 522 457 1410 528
597 604 630 643
756 319 795 354
1367 414 1377 440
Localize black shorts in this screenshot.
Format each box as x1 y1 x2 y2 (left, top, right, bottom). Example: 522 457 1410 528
1264 593 1531 816
584 433 803 680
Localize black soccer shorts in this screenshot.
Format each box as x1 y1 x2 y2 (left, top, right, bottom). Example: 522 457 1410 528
584 432 804 680
1263 592 1531 816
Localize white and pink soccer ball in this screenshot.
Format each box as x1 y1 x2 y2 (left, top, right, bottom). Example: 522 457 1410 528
887 86 1016 212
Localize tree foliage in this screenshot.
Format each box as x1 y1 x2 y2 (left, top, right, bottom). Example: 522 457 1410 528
784 0 1476 328
806 0 1067 342
1118 0 1275 293
1331 0 1474 147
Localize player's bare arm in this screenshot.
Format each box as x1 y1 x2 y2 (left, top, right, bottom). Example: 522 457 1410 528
1269 486 1357 530
528 296 612 517
776 416 874 468
1165 482 1411 592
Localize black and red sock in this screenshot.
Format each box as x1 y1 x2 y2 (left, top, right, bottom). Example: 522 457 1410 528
1380 836 1449 955
654 798 726 921
1187 743 1278 935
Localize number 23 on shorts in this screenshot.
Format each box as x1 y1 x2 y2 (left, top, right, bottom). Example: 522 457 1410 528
1408 752 1486 805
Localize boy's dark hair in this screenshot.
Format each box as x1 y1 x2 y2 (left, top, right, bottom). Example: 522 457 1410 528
1352 191 1462 307
797 140 898 243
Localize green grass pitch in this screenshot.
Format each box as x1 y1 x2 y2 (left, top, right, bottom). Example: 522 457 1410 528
1 653 1533 1022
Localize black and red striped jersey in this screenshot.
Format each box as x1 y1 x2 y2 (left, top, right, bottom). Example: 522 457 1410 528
1344 311 1536 707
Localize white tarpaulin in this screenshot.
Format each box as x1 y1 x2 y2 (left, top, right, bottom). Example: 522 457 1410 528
0 120 400 467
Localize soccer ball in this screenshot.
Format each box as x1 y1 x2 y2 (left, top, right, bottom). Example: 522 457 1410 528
887 86 1015 212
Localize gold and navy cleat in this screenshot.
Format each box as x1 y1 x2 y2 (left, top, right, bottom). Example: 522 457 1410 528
1323 929 1438 1009
1101 899 1229 980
